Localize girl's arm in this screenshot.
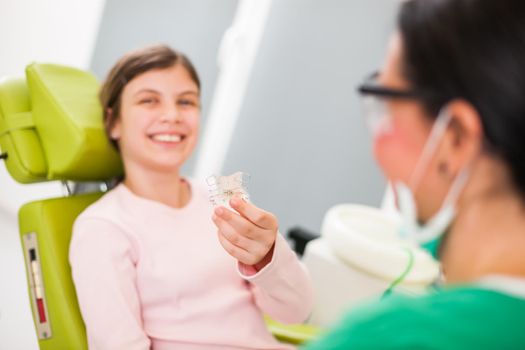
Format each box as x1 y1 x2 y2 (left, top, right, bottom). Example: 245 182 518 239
239 233 314 324
212 197 314 324
69 218 150 350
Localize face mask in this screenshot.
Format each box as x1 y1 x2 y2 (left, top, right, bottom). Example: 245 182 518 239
395 108 470 259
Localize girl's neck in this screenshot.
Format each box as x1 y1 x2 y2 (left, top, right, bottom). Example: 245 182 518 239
122 165 191 209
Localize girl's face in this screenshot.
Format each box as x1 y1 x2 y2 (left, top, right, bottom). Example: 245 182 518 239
111 64 200 174
372 34 450 220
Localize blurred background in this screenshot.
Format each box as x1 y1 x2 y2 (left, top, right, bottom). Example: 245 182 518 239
0 0 397 347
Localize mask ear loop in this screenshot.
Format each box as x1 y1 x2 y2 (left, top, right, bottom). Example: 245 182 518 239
414 167 471 244
394 107 465 243
409 107 453 192
393 107 452 225
381 247 415 298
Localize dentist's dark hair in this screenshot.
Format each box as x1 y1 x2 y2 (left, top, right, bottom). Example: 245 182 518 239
398 0 525 196
99 44 200 150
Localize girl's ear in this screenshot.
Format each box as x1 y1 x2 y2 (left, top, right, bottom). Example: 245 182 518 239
106 108 121 140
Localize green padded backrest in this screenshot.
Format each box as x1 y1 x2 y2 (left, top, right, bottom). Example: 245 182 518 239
0 77 47 183
26 63 123 181
0 63 123 183
19 192 103 350
1 63 125 350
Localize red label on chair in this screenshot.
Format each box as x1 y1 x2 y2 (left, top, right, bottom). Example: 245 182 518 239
36 298 47 323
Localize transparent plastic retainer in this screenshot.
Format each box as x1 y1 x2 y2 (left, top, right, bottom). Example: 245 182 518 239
207 172 250 209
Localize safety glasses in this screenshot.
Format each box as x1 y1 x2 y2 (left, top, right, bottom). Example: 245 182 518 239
357 72 421 135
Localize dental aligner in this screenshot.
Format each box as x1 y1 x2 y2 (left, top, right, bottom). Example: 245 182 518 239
207 172 250 209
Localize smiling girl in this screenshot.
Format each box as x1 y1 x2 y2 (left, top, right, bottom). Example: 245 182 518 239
69 45 313 350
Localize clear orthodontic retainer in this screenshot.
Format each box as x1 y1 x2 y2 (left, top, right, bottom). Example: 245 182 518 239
206 172 250 209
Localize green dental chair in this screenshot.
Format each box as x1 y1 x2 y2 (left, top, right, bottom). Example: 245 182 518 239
0 63 319 350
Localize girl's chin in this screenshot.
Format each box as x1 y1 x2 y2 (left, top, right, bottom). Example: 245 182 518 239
132 154 186 173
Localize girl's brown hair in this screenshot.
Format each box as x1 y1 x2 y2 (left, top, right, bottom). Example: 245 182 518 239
100 44 201 150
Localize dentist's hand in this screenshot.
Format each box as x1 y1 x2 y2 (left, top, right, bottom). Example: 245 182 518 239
212 196 278 271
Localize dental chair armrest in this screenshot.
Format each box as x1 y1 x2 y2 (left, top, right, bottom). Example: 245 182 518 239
288 226 319 256
265 316 322 345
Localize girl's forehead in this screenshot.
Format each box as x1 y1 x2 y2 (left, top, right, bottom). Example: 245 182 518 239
125 66 199 94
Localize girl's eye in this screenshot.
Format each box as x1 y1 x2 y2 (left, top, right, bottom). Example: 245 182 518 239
178 99 198 107
139 97 158 105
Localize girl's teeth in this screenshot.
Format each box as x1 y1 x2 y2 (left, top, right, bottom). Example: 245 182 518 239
152 134 182 142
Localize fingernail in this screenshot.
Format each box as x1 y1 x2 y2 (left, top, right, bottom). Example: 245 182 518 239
215 207 223 216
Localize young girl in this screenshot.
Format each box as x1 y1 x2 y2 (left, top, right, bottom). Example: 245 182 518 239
69 45 313 350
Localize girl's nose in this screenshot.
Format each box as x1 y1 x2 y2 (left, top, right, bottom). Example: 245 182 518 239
159 105 183 123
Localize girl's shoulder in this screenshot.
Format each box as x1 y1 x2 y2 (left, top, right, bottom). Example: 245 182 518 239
73 184 134 234
77 184 126 217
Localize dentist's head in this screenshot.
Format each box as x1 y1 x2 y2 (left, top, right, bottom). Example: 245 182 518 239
358 0 525 277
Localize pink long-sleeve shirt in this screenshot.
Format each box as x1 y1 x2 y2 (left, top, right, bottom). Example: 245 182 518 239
69 178 313 350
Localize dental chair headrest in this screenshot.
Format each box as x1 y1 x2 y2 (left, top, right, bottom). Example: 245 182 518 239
0 63 123 183
322 204 440 285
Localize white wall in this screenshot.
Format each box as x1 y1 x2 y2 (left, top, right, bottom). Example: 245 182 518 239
222 0 396 235
88 0 239 176
194 0 273 178
0 0 106 348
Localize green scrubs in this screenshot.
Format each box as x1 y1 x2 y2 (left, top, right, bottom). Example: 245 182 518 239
303 283 525 350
